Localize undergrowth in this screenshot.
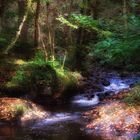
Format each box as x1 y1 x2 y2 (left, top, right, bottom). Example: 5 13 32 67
7 51 81 96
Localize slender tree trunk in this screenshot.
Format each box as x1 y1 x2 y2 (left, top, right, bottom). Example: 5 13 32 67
5 0 32 54
0 0 5 32
18 0 28 43
34 0 41 47
123 0 128 36
91 0 100 19
45 2 55 61
38 24 48 60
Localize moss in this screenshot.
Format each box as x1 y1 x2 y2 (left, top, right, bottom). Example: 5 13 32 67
56 68 81 88
10 62 58 93
13 59 26 65
123 84 140 105
3 51 82 98
7 58 81 98
5 81 18 88
11 104 28 117
54 68 82 98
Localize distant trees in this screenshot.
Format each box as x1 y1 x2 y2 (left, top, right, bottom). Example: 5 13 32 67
123 0 128 34
34 0 40 47
0 0 5 32
18 0 28 43
0 0 139 70
5 0 32 54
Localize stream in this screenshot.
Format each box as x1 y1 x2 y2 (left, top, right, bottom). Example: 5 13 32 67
0 72 140 140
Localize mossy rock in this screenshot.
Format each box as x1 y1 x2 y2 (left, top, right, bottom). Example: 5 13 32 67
10 63 59 96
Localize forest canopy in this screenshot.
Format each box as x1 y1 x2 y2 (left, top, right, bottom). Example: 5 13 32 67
0 0 139 71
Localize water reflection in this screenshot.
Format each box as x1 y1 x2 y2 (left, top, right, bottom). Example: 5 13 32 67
0 123 104 140
32 113 79 127
0 124 23 140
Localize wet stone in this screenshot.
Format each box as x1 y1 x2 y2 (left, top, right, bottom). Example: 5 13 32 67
101 79 110 86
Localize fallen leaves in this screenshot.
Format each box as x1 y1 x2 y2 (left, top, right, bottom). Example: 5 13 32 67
0 98 49 124
85 101 140 139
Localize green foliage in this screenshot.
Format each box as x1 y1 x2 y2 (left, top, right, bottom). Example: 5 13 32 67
0 37 7 47
11 51 58 91
12 104 27 116
88 14 140 70
33 51 46 64
10 51 80 95
57 13 112 38
33 0 52 4
55 67 82 94
33 51 61 67
41 0 51 3
99 30 113 38
1 0 140 73
12 68 27 86
56 15 78 29
5 10 17 18
124 84 140 105
70 14 99 31
90 34 140 70
12 63 57 91
57 13 99 30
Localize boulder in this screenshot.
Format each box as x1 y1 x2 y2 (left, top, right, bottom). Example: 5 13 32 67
104 91 114 96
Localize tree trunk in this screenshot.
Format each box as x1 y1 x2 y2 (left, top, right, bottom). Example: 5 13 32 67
18 0 28 43
0 0 5 32
34 0 41 47
123 0 128 36
5 0 32 54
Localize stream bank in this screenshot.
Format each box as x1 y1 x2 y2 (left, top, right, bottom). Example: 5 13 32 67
0 70 140 140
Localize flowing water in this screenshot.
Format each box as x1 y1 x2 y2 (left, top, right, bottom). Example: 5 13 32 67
0 72 140 140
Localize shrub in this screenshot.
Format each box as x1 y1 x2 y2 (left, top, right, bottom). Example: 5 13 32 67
10 51 81 96
88 15 140 71
10 51 59 94
89 34 140 70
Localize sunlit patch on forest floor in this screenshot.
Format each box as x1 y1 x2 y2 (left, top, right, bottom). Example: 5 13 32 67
0 98 49 125
85 101 140 139
84 85 140 140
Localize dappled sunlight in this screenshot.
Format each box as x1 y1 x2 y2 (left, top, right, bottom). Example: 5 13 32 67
14 59 26 65
0 98 49 124
85 101 140 139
